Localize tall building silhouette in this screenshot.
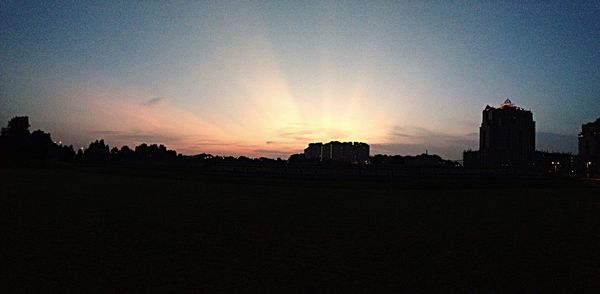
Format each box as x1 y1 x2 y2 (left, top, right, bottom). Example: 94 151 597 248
464 99 535 168
477 99 536 168
579 118 600 174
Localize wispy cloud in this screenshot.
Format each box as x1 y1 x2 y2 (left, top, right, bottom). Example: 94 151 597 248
141 97 166 107
273 124 348 143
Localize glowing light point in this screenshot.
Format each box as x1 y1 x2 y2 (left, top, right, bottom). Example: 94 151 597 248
500 99 515 109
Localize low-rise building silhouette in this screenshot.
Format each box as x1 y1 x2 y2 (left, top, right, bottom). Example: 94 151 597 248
304 141 369 163
579 117 600 175
464 99 536 168
304 143 323 160
534 151 575 175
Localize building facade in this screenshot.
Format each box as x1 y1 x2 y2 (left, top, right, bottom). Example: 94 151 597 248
304 141 369 163
464 99 536 168
579 118 600 175
304 143 323 160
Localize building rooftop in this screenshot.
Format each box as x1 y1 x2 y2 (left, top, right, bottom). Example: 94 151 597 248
500 99 515 109
485 99 528 112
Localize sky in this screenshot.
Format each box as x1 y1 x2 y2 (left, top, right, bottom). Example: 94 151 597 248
1 1 599 159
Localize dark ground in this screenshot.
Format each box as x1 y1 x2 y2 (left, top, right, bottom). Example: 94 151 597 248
1 167 600 292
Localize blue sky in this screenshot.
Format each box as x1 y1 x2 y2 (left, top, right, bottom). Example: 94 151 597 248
1 1 599 158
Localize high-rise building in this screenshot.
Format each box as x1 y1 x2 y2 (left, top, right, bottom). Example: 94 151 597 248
478 99 536 168
579 118 600 174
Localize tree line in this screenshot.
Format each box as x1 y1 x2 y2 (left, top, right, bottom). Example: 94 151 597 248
0 116 180 166
1 116 457 167
0 116 294 167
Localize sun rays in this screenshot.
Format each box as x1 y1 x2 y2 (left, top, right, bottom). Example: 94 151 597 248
28 2 462 158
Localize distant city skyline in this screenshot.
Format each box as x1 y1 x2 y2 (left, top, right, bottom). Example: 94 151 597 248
2 1 599 159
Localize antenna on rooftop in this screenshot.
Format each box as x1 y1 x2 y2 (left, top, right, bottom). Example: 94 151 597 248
500 98 516 109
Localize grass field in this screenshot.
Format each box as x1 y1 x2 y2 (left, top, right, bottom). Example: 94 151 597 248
1 167 600 292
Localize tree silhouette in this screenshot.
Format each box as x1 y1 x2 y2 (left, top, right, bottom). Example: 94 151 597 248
57 144 76 162
0 116 77 165
135 143 150 160
84 139 110 162
30 130 56 159
0 116 31 164
119 145 135 160
75 148 84 162
1 116 30 138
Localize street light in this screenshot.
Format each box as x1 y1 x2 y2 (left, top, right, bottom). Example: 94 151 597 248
551 161 560 174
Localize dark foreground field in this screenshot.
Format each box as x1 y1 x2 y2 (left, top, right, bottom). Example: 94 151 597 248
1 167 600 292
